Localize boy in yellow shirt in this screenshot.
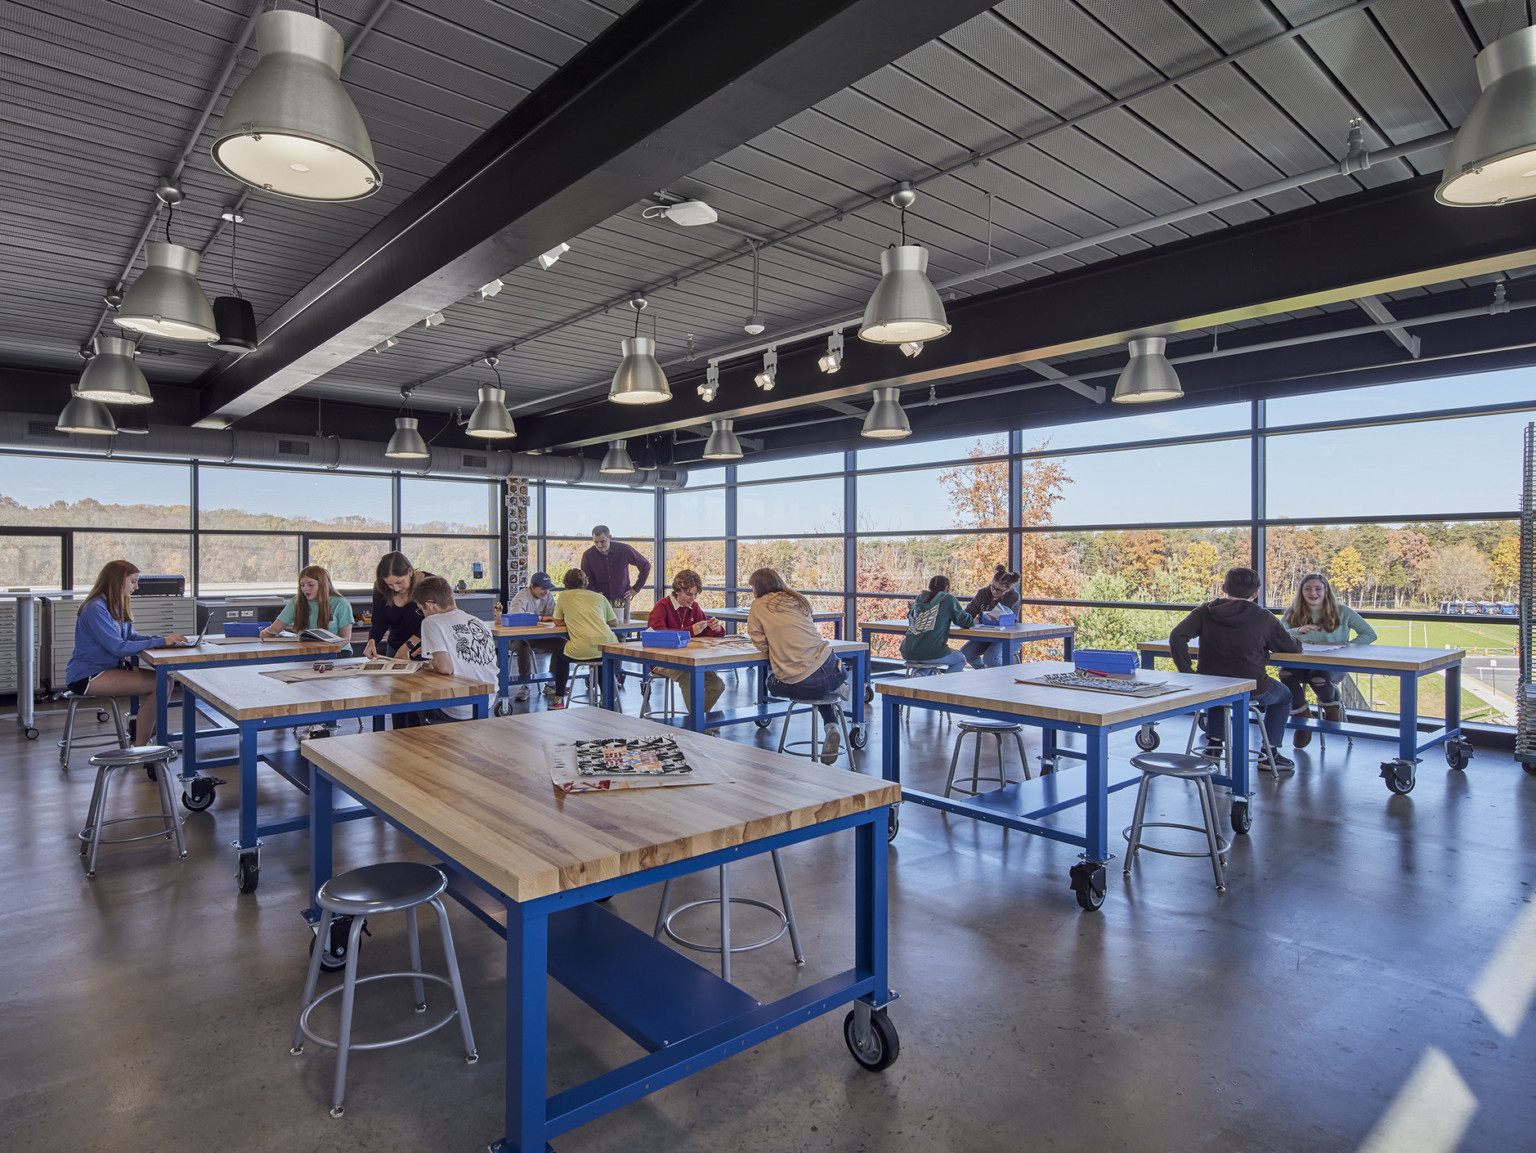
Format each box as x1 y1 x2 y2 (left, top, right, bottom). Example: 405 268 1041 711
550 568 617 705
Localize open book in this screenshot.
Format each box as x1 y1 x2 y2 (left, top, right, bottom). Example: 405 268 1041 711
298 627 345 643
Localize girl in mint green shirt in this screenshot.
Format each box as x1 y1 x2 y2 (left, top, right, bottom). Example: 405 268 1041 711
1278 573 1375 744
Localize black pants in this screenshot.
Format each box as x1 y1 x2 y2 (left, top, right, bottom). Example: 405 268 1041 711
513 638 563 678
1278 667 1340 709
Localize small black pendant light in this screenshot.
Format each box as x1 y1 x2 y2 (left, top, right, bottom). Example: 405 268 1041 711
210 210 259 353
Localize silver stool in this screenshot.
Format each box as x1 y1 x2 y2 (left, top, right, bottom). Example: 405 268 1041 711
653 854 804 983
774 694 852 767
898 660 951 726
59 693 130 769
557 660 603 708
944 720 1031 797
291 862 477 1118
1123 752 1230 892
1185 705 1279 771
640 673 688 721
78 745 186 877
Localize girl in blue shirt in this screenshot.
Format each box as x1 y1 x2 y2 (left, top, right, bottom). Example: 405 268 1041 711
260 565 355 651
64 560 188 745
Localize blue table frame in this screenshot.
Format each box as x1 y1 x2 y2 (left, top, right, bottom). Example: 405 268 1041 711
303 721 896 1152
492 622 646 710
599 641 868 737
878 662 1251 910
712 606 845 639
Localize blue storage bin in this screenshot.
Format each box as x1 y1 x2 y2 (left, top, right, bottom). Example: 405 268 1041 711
225 621 264 637
641 629 691 649
995 611 1017 627
1072 648 1138 676
501 612 538 627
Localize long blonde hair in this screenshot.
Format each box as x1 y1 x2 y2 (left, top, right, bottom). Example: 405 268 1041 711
294 565 336 632
85 559 138 622
748 567 813 616
1283 572 1341 632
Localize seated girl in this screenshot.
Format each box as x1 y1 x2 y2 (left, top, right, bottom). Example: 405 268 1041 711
260 565 354 652
900 575 973 673
1280 572 1376 748
745 567 846 764
647 568 726 714
550 568 618 704
961 565 1022 668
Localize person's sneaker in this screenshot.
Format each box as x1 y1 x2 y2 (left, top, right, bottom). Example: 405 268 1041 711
1291 706 1312 749
821 727 842 765
543 684 560 697
1260 750 1295 771
548 699 567 710
513 685 530 702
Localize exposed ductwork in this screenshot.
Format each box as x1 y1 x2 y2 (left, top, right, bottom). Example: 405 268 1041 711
0 412 688 488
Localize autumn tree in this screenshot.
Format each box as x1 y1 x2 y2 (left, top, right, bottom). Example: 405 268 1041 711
1491 535 1520 599
1420 543 1492 603
1328 545 1365 597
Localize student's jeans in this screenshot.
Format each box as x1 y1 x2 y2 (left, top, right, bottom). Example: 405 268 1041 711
1205 680 1292 753
767 653 846 723
1278 667 1341 709
551 650 594 696
960 639 1003 668
919 649 967 673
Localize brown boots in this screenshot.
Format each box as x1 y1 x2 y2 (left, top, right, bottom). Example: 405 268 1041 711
1290 705 1312 748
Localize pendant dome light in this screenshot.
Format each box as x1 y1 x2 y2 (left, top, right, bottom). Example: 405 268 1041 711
116 185 219 342
385 417 430 460
600 439 636 474
861 388 911 439
1438 24 1536 206
702 419 743 460
212 7 381 201
1111 337 1184 404
76 337 152 405
466 356 516 439
609 295 672 404
859 184 951 345
56 392 118 436
210 210 258 353
743 242 766 334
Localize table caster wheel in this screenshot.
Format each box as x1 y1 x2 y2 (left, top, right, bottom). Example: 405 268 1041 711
24 726 38 740
864 684 875 705
887 806 900 842
311 915 356 972
1445 740 1471 771
1382 760 1416 795
1134 724 1159 752
755 718 772 730
1069 862 1106 911
182 778 216 812
849 726 868 750
1230 800 1251 835
843 1007 900 1071
237 852 260 893
96 709 110 723
493 698 512 718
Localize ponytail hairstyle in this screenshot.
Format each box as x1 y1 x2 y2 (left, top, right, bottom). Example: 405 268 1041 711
294 565 335 632
748 567 814 616
927 574 950 595
992 564 1021 588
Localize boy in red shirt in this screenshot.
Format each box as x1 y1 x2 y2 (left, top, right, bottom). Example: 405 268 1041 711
646 569 726 714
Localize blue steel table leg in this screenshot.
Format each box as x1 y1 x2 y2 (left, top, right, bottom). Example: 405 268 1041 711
854 813 889 1004
1062 631 1073 659
1041 724 1059 768
1230 690 1252 800
498 905 550 1153
1399 671 1420 762
851 649 867 726
1006 639 1020 664
237 718 259 856
1082 726 1109 863
1139 650 1154 671
600 654 617 709
834 617 843 640
1444 662 1461 740
688 667 706 732
474 697 489 720
307 765 334 920
880 694 901 784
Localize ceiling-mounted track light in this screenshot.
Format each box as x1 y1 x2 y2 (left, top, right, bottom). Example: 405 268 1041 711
385 416 430 460
818 330 844 373
698 362 720 403
1112 336 1184 404
210 210 257 353
76 337 152 405
754 347 777 390
373 336 398 352
859 183 951 345
211 8 381 201
600 439 636 474
466 356 516 438
1438 25 1536 206
899 340 924 358
609 295 671 405
478 278 504 299
56 392 117 436
743 243 766 334
538 242 570 270
702 419 743 460
116 184 219 342
861 387 911 440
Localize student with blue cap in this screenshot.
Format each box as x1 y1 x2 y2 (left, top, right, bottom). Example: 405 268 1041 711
507 571 559 701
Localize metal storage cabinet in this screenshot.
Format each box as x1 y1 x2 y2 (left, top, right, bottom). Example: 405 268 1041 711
43 595 196 693
0 600 43 695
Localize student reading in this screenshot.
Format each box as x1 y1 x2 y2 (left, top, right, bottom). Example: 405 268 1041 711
505 571 560 701
746 567 847 764
363 552 424 660
259 565 354 650
1279 572 1376 748
646 568 726 713
550 568 618 704
411 577 498 724
900 574 971 673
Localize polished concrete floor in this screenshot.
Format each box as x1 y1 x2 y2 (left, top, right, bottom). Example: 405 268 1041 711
3 678 1534 1153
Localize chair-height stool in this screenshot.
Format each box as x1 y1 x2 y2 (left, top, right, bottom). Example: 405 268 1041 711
640 673 688 722
1185 705 1279 771
944 720 1032 797
78 745 186 877
774 694 852 767
1123 752 1230 892
58 693 130 769
557 660 603 709
291 862 476 1119
653 853 804 984
896 660 951 726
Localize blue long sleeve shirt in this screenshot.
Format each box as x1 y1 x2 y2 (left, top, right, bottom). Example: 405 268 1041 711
65 598 163 685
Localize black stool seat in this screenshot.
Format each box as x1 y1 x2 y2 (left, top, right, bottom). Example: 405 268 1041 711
319 862 448 914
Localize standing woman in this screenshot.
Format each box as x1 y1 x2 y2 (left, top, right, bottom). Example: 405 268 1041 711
961 564 1022 669
1280 572 1377 748
745 567 847 764
260 565 354 652
363 552 423 660
64 560 187 745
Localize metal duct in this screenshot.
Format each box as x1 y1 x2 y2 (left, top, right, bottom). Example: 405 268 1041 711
0 411 688 488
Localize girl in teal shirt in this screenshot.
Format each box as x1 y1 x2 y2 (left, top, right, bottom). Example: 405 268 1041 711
1280 572 1376 746
261 565 355 653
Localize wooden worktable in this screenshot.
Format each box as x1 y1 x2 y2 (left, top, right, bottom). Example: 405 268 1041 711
1137 638 1465 673
172 663 495 722
601 635 866 667
138 636 344 666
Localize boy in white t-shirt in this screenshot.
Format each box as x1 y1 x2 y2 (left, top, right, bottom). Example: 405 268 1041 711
411 576 497 723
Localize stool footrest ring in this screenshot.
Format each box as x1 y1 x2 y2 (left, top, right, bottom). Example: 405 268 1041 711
662 897 789 956
296 971 462 1053
1121 821 1231 859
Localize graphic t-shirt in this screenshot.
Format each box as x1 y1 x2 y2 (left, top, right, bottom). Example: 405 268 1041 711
418 608 497 720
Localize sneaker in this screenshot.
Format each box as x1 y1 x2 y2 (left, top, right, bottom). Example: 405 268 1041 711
513 685 530 702
1291 706 1312 749
543 684 560 697
821 727 842 765
1260 750 1295 771
705 728 721 737
548 699 567 710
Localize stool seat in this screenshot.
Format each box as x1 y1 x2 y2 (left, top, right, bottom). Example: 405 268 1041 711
945 719 1030 797
78 743 185 877
59 693 131 769
319 862 448 914
958 720 1023 733
903 659 948 670
88 744 178 768
1130 752 1218 778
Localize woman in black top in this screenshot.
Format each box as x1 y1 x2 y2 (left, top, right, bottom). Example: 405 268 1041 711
363 552 425 659
960 564 1022 669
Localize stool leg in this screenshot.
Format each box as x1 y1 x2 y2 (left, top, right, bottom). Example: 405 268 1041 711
430 896 478 1062
406 906 426 1011
770 850 805 963
60 698 79 767
1124 774 1153 875
1012 730 1032 781
330 914 369 1117
1197 777 1227 891
1184 711 1199 756
836 710 851 767
776 701 792 754
87 766 113 877
943 731 966 797
81 764 107 858
718 865 732 984
107 698 129 749
292 910 333 1053
652 878 675 938
153 756 187 859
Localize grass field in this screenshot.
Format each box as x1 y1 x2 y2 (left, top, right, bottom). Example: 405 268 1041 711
1367 618 1517 654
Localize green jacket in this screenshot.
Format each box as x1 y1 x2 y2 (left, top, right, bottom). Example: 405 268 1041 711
900 590 973 661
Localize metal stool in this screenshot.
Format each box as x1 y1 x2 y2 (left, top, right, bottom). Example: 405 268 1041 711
557 660 602 708
58 693 130 769
898 660 951 726
774 694 852 767
1123 752 1230 892
640 673 688 721
944 720 1031 797
653 853 804 983
78 745 186 877
291 862 477 1118
1185 705 1279 771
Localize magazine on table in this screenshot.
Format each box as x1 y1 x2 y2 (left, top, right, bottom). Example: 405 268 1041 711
547 735 726 794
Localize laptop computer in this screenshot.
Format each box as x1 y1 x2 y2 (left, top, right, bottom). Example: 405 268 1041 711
161 619 211 649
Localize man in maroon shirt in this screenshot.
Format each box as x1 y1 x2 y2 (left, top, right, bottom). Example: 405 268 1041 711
580 524 652 624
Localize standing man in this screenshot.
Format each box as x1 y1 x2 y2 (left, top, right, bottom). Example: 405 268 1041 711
580 524 652 624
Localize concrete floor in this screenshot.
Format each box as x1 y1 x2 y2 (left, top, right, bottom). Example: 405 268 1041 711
3 679 1535 1153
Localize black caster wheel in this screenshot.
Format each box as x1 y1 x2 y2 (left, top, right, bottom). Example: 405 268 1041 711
145 764 158 782
96 709 109 723
843 1007 900 1071
1069 862 1106 911
1382 761 1416 795
887 806 900 842
864 684 875 705
237 853 260 893
755 718 772 730
311 915 356 972
1230 801 1252 835
1525 762 1536 776
493 698 512 718
181 778 216 812
1134 724 1159 752
24 726 38 740
1445 741 1471 771
849 727 868 750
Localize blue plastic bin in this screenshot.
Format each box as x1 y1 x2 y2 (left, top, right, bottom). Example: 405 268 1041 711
1072 649 1138 676
501 613 538 627
225 621 264 638
641 629 691 649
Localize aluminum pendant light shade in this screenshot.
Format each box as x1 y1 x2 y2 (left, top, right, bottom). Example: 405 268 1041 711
385 416 430 459
210 296 258 352
861 387 911 439
466 386 516 439
115 243 219 341
76 337 152 405
702 419 743 460
609 336 672 404
1438 25 1536 206
600 440 636 474
211 9 381 201
56 394 117 436
1112 337 1184 404
859 245 951 344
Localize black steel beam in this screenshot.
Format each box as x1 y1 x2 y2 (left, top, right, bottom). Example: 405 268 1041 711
523 173 1536 450
191 0 1000 427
